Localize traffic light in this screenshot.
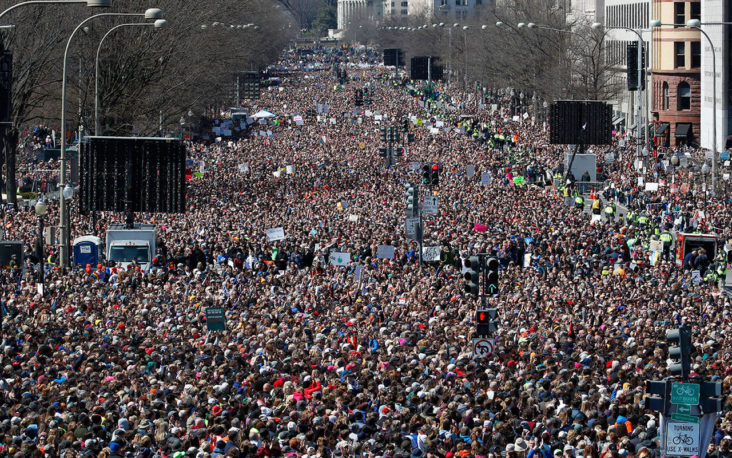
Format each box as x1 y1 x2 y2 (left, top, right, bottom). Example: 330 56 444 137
395 147 404 157
355 89 363 106
407 133 415 143
463 256 480 296
666 326 692 380
405 183 419 217
402 119 409 132
476 308 497 336
700 381 723 413
485 257 499 296
422 164 431 185
430 163 440 187
645 380 669 413
380 128 387 142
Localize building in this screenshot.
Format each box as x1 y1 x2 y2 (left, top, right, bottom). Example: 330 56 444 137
383 0 489 21
699 1 729 152
337 0 383 31
602 0 651 135
565 0 605 23
650 0 700 147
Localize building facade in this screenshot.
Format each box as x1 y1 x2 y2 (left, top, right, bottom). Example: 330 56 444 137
651 0 701 147
337 0 383 31
699 1 729 152
382 0 488 21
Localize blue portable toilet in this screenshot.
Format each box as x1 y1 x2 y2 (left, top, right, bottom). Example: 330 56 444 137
73 236 102 267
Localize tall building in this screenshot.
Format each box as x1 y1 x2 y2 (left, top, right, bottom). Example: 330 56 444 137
382 0 489 21
602 0 651 135
699 1 729 152
651 0 700 147
337 0 383 31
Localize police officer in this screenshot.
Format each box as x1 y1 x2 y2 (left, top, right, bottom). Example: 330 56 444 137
575 193 585 210
604 203 615 220
659 230 673 260
592 198 601 215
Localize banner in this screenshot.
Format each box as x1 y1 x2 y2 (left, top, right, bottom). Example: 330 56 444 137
266 227 285 241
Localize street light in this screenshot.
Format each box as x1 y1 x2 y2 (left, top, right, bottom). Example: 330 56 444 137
34 199 47 294
592 22 649 171
58 8 164 269
95 19 167 134
702 162 710 207
686 18 717 193
0 0 110 21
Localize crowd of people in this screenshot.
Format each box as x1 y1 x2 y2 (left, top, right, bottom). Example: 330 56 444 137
2 45 732 458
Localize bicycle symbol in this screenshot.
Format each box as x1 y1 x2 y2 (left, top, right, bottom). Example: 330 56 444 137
672 434 694 446
675 385 697 397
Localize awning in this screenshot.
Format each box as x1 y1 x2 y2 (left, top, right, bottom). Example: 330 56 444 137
675 123 691 138
612 115 625 126
652 122 669 137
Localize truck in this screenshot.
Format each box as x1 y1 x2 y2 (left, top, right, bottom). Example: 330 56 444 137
105 224 156 271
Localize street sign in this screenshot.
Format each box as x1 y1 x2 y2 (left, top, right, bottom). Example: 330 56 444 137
671 414 699 424
405 217 419 239
472 338 493 359
665 421 700 456
205 307 226 331
677 405 692 415
671 383 700 405
423 196 438 215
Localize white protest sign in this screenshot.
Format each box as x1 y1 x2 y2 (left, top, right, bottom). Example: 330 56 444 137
265 227 285 241
466 165 476 177
645 182 659 192
348 214 359 222
286 165 295 175
354 265 365 282
330 252 351 266
409 162 421 171
691 270 702 283
481 172 491 185
422 246 441 262
435 120 444 128
423 196 438 215
376 245 395 259
405 217 419 239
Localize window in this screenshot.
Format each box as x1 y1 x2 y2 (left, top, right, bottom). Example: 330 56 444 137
690 2 700 21
675 41 686 68
678 82 691 110
674 2 685 27
401 1 408 6
691 41 701 67
663 82 669 110
440 0 447 5
401 8 407 14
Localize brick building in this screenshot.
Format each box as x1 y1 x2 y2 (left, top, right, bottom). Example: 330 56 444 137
650 0 701 147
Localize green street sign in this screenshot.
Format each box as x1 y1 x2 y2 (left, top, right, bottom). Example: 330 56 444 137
205 307 226 331
677 405 692 415
671 414 699 424
671 383 699 406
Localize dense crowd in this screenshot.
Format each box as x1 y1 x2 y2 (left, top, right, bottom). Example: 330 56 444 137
2 46 732 458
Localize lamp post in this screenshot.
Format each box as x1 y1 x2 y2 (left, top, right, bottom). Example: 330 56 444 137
592 23 650 165
462 25 469 90
95 19 167 135
58 8 163 269
670 153 679 185
0 0 109 21
701 162 710 207
34 199 47 294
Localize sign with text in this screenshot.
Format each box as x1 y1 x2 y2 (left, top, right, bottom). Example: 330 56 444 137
671 383 700 406
405 217 419 239
330 252 351 266
205 307 226 331
266 227 285 242
664 421 700 457
423 196 438 215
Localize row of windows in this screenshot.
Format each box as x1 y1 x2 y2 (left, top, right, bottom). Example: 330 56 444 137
674 2 700 26
674 41 701 68
606 3 648 30
439 0 470 5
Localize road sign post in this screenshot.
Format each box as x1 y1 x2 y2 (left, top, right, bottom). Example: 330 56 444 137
471 337 493 359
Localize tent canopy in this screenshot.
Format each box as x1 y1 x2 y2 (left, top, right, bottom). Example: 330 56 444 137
252 110 277 119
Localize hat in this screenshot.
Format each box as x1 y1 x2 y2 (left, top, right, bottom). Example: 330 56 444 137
110 442 122 453
515 439 528 452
